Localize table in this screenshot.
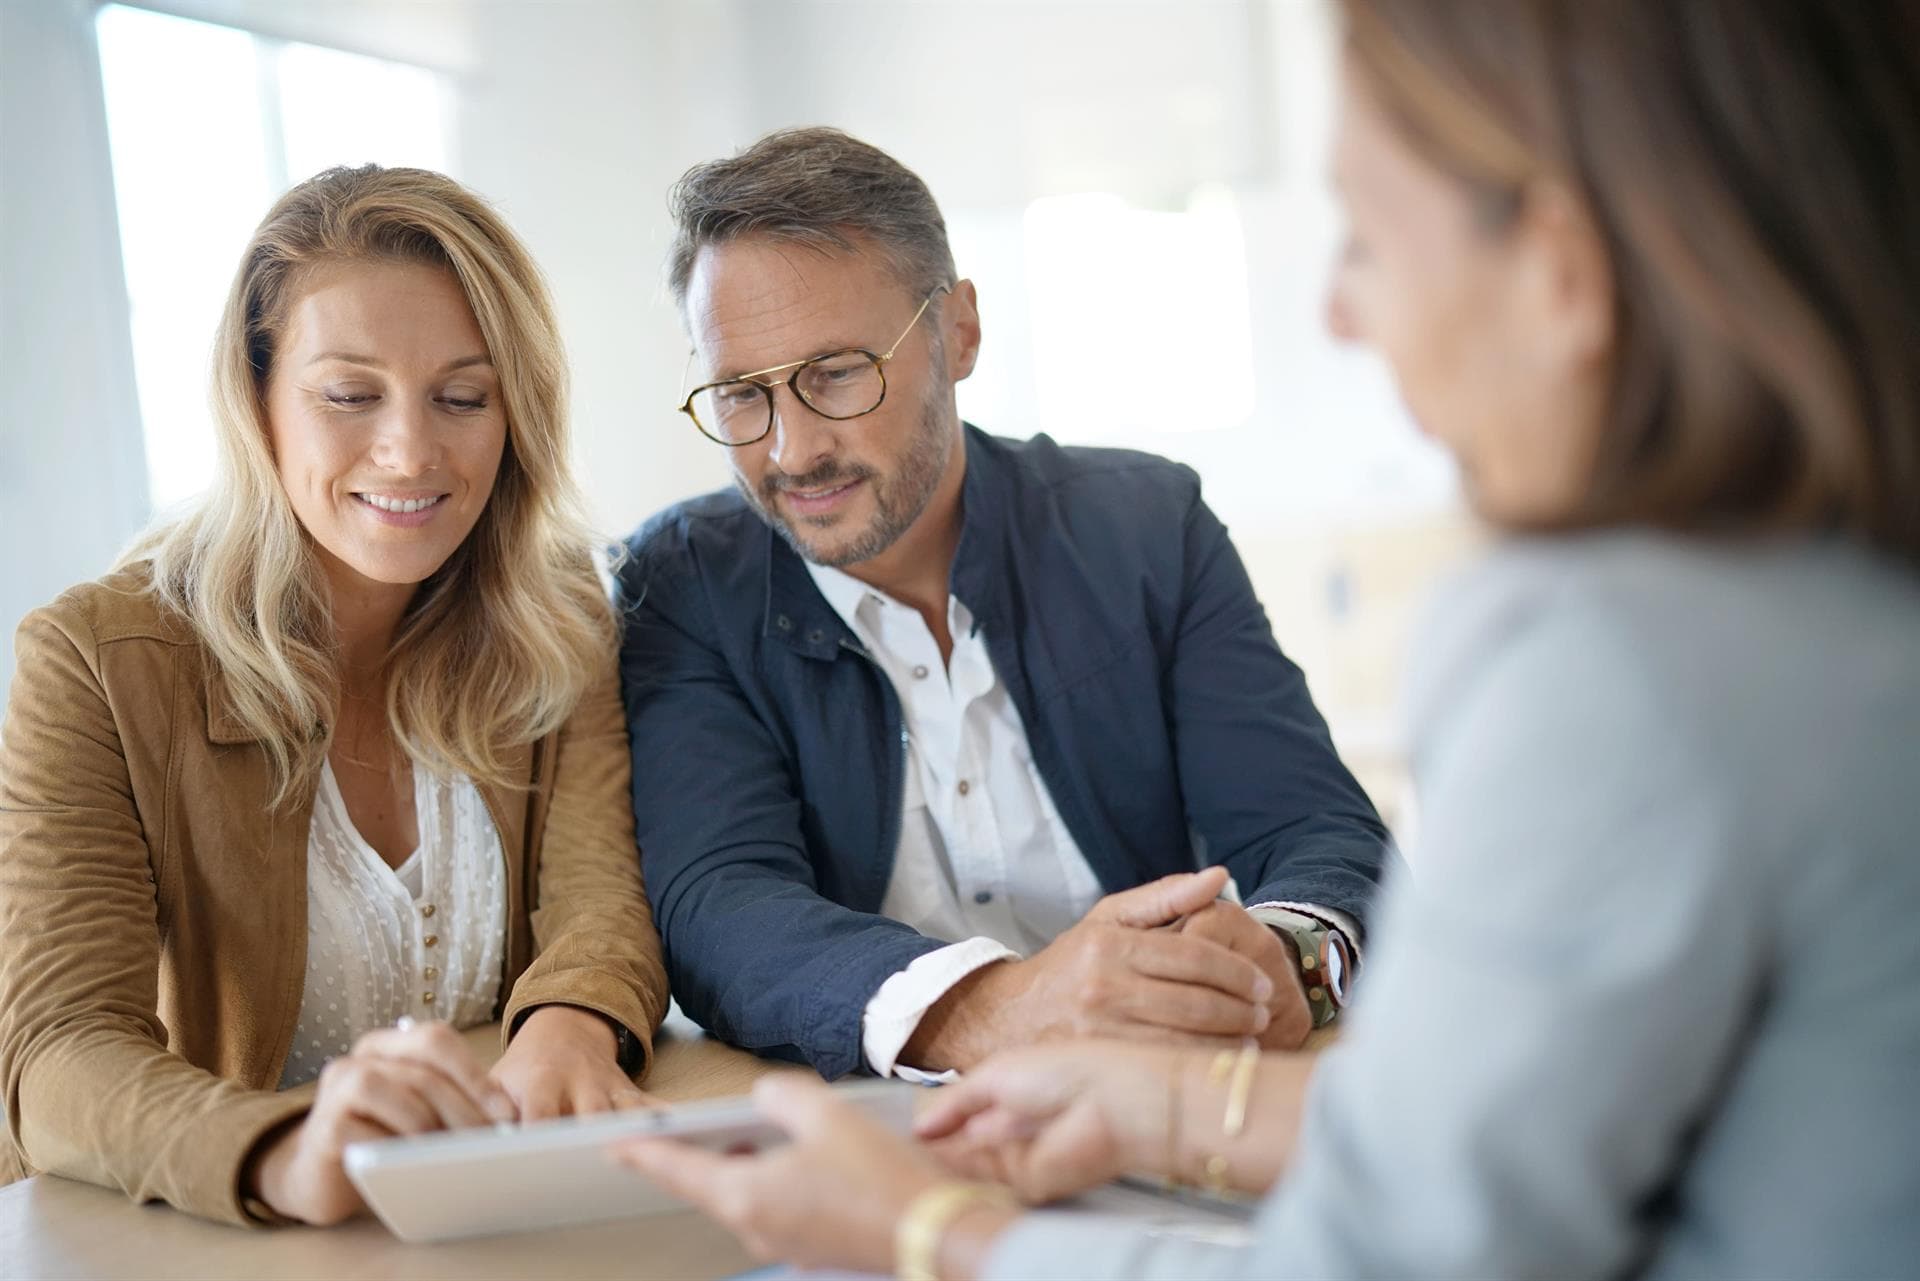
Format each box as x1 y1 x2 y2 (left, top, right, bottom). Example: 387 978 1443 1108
0 1020 778 1281
0 1023 1328 1280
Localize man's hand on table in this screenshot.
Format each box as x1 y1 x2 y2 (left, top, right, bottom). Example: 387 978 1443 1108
900 868 1276 1073
1175 901 1313 1049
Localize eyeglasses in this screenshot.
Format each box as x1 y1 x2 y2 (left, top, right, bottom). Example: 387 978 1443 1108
676 286 950 447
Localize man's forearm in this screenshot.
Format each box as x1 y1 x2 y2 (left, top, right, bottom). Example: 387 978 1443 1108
898 959 1020 1072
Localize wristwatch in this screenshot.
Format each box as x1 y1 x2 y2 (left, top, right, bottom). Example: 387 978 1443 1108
607 1017 645 1075
1257 908 1353 1028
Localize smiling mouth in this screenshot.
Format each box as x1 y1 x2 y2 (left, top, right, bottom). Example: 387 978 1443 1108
353 492 449 514
783 481 859 502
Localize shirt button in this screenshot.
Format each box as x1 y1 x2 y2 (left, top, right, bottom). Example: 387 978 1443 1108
973 890 993 905
423 934 439 948
912 665 929 680
420 903 436 919
957 780 971 796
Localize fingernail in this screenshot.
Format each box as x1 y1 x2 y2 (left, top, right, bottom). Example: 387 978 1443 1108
1253 975 1275 1002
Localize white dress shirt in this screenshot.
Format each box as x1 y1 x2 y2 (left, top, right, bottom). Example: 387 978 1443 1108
806 564 1356 1080
279 760 506 1087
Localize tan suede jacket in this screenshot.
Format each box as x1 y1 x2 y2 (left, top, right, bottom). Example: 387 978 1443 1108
0 566 669 1224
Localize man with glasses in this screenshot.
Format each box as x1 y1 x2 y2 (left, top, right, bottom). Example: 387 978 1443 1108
619 127 1396 1080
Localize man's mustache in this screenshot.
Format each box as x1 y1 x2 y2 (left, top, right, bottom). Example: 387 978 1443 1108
762 461 878 497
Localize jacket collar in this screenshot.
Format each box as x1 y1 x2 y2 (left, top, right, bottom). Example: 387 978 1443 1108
948 425 1009 636
762 424 1008 662
203 655 533 852
764 529 850 661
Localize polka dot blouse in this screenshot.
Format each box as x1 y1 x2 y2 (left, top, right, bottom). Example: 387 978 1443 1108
278 760 506 1089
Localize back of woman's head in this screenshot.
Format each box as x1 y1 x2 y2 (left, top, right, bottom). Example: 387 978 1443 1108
136 165 611 805
1343 0 1920 562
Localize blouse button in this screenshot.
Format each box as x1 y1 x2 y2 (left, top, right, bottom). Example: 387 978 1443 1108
421 903 437 919
423 992 436 1006
423 966 440 981
424 934 439 948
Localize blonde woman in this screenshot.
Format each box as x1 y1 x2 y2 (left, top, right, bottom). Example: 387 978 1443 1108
0 165 668 1227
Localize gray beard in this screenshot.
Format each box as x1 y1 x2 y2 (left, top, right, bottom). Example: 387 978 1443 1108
739 388 957 569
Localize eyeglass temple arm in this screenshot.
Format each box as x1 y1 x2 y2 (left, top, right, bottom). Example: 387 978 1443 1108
680 283 953 396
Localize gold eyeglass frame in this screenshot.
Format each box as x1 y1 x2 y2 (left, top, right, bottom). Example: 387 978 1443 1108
676 284 951 447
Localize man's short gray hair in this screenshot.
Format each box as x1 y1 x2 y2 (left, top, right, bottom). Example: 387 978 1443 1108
665 127 957 313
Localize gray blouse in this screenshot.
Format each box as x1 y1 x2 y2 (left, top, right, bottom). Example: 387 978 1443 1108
986 533 1920 1280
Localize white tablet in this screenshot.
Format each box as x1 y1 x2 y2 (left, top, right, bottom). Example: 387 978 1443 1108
343 1079 919 1243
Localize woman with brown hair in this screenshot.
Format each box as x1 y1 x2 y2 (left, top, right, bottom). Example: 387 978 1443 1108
0 165 668 1226
608 1 1920 1276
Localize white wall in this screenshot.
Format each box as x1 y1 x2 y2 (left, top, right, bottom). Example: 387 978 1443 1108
453 0 745 538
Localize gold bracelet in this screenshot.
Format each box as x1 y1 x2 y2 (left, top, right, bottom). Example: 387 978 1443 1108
896 1182 1017 1281
1194 1038 1260 1193
1222 1038 1260 1138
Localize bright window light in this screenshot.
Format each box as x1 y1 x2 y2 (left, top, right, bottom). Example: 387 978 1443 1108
1023 184 1257 443
95 5 452 513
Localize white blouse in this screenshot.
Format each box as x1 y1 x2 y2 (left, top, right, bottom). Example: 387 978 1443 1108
278 760 507 1088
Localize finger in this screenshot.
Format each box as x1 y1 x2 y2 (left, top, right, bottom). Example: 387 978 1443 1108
927 1133 1007 1182
319 1059 446 1137
1177 901 1274 953
1116 977 1269 1038
749 1072 849 1142
356 1022 516 1122
514 1075 568 1123
915 1083 998 1140
1126 930 1273 1004
571 1087 616 1117
958 1107 1044 1150
1017 1103 1124 1203
376 1059 497 1131
612 1087 658 1112
1092 868 1229 929
611 1136 740 1211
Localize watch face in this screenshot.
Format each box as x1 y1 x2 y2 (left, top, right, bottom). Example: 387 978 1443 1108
1324 931 1352 1004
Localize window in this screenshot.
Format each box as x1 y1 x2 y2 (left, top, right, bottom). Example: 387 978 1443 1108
95 5 452 512
1022 185 1257 443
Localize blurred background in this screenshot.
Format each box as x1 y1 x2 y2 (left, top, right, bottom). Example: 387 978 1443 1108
1 0 1481 835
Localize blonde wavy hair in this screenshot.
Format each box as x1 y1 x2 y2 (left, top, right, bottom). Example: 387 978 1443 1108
125 164 613 807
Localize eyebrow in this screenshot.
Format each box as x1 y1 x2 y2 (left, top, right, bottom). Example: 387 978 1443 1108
307 352 494 373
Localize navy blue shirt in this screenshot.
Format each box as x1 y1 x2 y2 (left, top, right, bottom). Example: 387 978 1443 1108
616 426 1395 1076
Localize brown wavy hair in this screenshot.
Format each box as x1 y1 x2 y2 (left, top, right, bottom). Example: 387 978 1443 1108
127 165 612 806
1342 0 1920 563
